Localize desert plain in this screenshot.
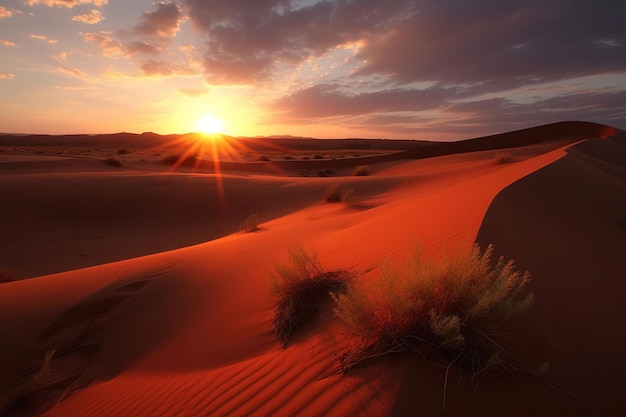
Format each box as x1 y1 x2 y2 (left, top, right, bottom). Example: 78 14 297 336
0 120 625 416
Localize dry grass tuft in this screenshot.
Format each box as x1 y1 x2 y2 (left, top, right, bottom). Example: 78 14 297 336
271 248 352 347
323 184 355 205
352 165 370 176
494 152 514 164
332 244 533 377
103 157 122 167
240 212 260 233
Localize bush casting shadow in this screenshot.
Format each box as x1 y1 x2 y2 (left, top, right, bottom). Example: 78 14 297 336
332 244 533 378
271 248 352 347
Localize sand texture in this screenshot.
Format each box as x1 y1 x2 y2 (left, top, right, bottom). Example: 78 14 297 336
0 121 623 416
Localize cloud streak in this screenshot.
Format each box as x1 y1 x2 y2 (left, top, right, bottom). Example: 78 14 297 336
25 0 107 8
72 9 103 24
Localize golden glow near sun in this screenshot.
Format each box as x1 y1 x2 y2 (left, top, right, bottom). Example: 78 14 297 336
196 115 225 134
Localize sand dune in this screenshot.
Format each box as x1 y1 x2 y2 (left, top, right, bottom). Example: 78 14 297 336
0 122 623 416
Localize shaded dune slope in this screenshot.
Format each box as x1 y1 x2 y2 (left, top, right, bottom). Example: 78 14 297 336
475 131 626 416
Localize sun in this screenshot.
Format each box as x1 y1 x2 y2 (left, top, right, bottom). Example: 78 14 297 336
196 115 225 134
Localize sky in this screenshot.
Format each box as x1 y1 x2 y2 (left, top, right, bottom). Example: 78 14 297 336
1 0 625 140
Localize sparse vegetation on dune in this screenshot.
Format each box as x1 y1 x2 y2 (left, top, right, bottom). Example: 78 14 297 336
271 248 352 347
323 183 355 205
352 165 370 176
240 212 260 233
161 154 198 167
103 157 122 167
331 244 534 377
494 151 514 164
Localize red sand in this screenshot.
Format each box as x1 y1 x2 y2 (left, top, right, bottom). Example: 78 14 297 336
0 122 623 416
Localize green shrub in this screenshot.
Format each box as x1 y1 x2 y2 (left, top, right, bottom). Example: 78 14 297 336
332 244 533 376
271 248 351 347
103 157 122 167
352 165 370 176
240 212 260 233
494 152 514 164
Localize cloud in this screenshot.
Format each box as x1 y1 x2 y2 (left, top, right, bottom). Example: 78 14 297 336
0 6 12 19
57 66 90 79
82 31 125 57
139 60 197 77
24 0 107 8
51 51 68 62
271 84 460 121
179 88 209 97
179 0 626 90
0 73 16 79
30 34 58 44
115 2 184 58
182 0 417 84
353 1 626 90
126 41 162 55
131 2 182 39
0 39 18 47
72 9 103 24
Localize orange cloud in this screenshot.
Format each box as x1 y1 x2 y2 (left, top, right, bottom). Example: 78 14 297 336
0 6 12 19
25 0 107 8
0 39 18 47
0 73 16 79
140 60 196 77
82 31 125 58
57 66 90 79
72 9 103 24
30 34 58 44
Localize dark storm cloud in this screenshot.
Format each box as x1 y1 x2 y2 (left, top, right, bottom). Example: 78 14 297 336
272 83 460 120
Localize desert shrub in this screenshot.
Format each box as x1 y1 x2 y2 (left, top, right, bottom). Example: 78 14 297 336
257 155 270 161
271 248 352 347
161 154 197 166
117 148 131 155
240 212 260 233
352 165 370 176
494 152 514 164
283 155 294 160
323 183 354 205
103 157 122 167
302 156 310 160
313 154 325 159
332 244 533 376
317 168 334 177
